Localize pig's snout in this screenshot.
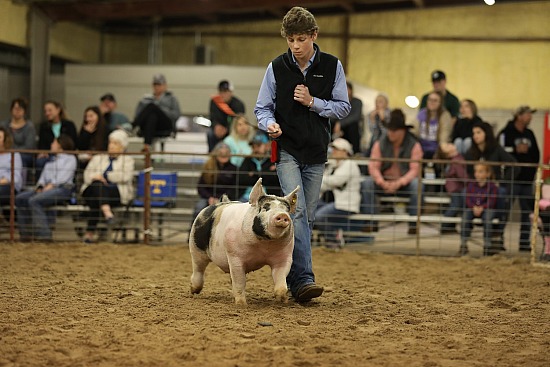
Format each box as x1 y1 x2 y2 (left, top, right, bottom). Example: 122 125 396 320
274 213 291 228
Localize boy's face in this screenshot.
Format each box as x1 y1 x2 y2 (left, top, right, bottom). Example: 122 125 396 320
286 32 317 61
474 165 490 183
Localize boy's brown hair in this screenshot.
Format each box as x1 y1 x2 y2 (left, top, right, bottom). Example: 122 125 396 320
280 7 319 38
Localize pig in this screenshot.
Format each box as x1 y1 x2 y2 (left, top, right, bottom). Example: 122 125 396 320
189 178 299 306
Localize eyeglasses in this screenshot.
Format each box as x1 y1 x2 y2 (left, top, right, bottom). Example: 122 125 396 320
427 98 440 102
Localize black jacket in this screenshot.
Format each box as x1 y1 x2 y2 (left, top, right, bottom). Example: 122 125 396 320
38 120 78 150
272 44 338 164
497 121 540 182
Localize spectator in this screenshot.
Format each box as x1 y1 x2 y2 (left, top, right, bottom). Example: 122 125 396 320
332 81 363 155
413 91 452 161
98 93 131 132
0 127 23 208
464 121 518 247
497 106 540 252
535 180 550 262
419 70 460 122
315 138 362 248
36 100 78 179
365 93 390 156
15 135 77 242
254 6 351 302
237 131 280 202
451 99 483 156
361 109 423 235
460 163 498 256
437 142 469 234
0 98 36 169
207 80 246 152
80 130 134 244
133 74 181 151
192 142 238 221
76 106 108 169
223 114 253 168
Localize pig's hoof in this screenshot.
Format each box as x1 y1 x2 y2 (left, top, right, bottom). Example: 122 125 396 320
190 285 203 294
274 289 289 303
235 297 247 306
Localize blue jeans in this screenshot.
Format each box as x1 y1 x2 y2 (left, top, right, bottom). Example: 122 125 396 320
494 186 510 234
314 201 359 242
360 176 422 229
442 190 465 229
276 150 324 296
461 208 494 247
510 183 534 248
16 186 72 240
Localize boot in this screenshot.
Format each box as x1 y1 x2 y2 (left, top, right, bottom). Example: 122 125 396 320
459 240 468 256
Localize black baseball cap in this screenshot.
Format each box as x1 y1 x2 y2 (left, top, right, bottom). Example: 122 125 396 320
218 80 234 92
431 70 446 82
100 93 116 102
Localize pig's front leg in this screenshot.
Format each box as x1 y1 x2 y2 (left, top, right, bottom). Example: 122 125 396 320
228 260 247 306
271 263 291 303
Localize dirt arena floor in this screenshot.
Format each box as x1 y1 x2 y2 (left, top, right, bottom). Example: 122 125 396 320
1 242 549 367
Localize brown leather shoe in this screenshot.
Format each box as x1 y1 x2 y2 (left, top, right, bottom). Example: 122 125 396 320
294 283 324 303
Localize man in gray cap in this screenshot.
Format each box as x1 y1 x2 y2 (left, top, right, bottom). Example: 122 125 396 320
133 74 181 151
497 105 540 252
419 70 460 122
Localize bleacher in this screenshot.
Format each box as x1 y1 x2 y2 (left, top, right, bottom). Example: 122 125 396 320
1 128 547 259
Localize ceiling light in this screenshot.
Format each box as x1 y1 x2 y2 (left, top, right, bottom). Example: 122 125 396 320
484 0 495 5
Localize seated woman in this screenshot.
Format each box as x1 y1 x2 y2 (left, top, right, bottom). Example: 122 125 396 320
223 114 252 168
315 138 362 248
80 130 134 243
192 142 237 221
0 127 24 210
0 98 36 170
413 91 452 161
15 135 77 242
450 99 483 156
77 106 108 169
36 100 78 179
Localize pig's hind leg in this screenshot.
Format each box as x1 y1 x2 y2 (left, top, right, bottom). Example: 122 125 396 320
189 247 210 294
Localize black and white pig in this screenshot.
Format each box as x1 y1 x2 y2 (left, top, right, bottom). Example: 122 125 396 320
189 178 299 306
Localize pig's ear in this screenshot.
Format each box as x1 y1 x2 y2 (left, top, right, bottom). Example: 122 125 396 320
284 185 300 214
220 194 230 203
249 178 264 206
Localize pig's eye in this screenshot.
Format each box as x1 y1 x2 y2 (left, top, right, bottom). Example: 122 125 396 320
262 203 271 211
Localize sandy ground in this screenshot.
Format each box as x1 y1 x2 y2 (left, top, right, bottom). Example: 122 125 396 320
1 242 549 367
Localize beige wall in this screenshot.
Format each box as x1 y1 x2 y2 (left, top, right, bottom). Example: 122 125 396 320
0 0 28 47
49 22 101 63
1 1 548 112
347 2 550 110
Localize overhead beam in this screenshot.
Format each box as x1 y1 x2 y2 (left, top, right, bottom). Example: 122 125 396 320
33 0 346 22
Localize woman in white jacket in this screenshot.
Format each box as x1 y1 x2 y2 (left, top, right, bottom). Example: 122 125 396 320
315 138 362 248
81 130 134 243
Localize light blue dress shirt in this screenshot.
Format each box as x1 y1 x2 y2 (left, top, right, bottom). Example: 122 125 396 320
37 153 77 187
254 48 350 131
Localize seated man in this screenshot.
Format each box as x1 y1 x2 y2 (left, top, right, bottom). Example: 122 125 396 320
133 74 181 151
361 109 423 235
207 80 245 152
15 134 77 242
99 93 131 133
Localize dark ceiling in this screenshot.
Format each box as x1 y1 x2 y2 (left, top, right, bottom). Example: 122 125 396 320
19 0 536 32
